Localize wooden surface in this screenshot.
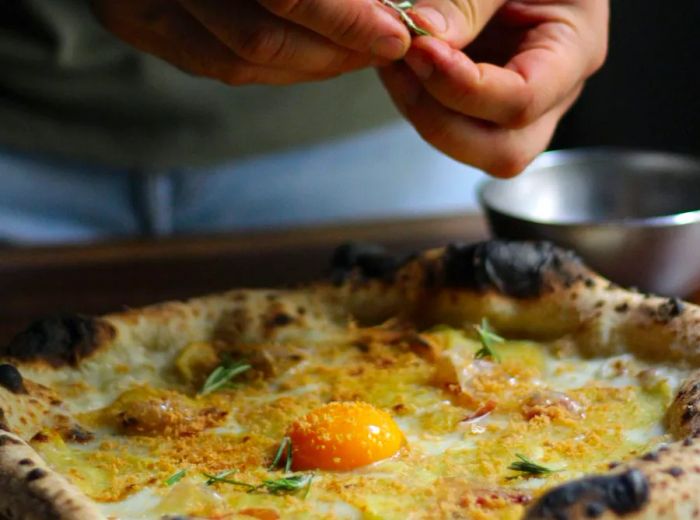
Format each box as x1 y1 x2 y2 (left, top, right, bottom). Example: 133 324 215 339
0 213 489 345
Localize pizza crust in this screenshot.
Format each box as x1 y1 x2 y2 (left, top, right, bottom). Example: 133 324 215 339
1 240 700 520
0 431 103 520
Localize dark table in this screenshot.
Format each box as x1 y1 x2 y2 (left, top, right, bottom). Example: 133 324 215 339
0 213 488 345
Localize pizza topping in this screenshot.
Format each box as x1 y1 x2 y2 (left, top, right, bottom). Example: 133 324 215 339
164 469 187 486
0 364 27 394
203 469 314 497
507 454 562 479
287 401 404 471
268 436 292 472
237 508 280 520
104 386 227 436
174 342 220 386
461 400 497 423
521 391 584 421
200 358 251 396
474 319 503 362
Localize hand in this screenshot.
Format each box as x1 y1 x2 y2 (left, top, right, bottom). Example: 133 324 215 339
379 0 609 177
92 0 412 85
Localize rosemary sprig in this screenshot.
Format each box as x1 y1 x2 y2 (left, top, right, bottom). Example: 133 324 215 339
203 471 314 497
474 318 504 362
164 468 186 486
200 357 251 395
269 436 293 473
203 471 256 490
260 474 314 497
507 454 561 479
204 469 239 486
380 0 431 36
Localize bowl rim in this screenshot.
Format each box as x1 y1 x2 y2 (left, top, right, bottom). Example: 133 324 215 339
478 147 700 228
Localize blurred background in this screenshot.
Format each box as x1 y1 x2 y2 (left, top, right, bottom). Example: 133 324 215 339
0 1 698 342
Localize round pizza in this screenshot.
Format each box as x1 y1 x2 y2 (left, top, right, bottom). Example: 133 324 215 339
1 241 699 520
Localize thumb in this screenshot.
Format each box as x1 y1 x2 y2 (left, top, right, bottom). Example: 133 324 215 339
410 0 506 48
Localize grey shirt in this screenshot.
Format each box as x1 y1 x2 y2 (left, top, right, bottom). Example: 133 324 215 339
0 0 401 169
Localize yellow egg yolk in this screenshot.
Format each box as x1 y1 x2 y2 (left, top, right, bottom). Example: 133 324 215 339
287 401 404 471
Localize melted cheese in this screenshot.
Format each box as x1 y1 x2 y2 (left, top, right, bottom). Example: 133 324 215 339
27 325 687 520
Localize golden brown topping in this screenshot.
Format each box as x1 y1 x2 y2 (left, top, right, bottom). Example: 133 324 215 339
103 387 227 437
521 391 584 421
175 342 220 386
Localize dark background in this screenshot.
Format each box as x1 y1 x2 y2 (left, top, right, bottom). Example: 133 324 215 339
552 0 700 155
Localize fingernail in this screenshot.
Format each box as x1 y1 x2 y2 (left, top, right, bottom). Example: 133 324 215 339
404 51 433 81
372 36 407 61
413 6 447 34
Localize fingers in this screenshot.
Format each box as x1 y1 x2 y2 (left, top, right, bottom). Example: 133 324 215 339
256 0 411 60
410 0 506 48
379 62 581 177
403 37 534 127
401 18 595 128
178 0 371 74
92 0 326 85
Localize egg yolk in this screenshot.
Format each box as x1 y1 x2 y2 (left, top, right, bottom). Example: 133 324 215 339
287 401 404 471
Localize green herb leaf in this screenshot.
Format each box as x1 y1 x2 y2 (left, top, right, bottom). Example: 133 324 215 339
507 454 561 478
474 318 504 362
203 470 314 497
200 358 251 395
165 469 186 486
203 470 255 489
379 0 431 36
260 473 314 497
269 436 293 473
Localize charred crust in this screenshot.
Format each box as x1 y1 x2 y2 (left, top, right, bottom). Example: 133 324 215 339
441 241 585 298
657 297 685 322
0 364 27 394
665 466 684 478
330 243 399 284
268 313 293 327
25 468 46 482
614 303 629 313
2 314 115 367
0 435 21 447
524 469 649 519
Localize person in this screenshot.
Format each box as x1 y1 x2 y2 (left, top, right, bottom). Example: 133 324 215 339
0 0 608 244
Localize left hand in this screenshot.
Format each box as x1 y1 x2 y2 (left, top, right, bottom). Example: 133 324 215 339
378 0 609 177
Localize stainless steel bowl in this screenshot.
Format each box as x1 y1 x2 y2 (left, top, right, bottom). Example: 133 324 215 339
479 148 700 296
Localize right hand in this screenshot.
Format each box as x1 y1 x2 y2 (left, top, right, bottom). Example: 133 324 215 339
92 0 412 85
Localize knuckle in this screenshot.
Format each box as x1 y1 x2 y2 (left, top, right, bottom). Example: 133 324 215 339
332 8 366 45
238 24 288 65
506 89 538 129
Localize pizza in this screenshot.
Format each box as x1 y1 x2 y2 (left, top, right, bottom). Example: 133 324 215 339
1 240 700 520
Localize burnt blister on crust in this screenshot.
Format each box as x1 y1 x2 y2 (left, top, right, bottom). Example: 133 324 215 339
0 364 26 394
524 469 649 519
1 315 115 367
441 241 585 298
330 243 400 284
656 297 685 322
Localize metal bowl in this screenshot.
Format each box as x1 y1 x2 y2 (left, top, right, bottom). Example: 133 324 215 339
479 148 700 297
